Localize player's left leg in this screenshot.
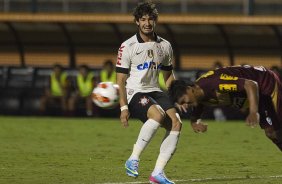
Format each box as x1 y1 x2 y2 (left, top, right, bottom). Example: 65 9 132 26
267 80 282 151
264 126 282 151
149 92 182 184
149 108 181 184
259 92 282 151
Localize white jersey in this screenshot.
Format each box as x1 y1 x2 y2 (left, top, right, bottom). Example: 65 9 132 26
116 33 173 102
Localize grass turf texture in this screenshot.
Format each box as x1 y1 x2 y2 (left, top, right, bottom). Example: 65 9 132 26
0 116 281 184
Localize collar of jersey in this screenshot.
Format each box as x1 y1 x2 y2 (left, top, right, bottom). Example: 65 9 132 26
136 32 161 43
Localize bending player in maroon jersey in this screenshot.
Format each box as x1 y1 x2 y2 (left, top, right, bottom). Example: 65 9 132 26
169 65 282 151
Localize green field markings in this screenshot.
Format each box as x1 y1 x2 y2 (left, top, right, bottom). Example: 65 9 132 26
0 116 281 184
101 175 282 184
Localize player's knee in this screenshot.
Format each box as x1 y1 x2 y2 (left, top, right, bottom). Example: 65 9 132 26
171 113 182 131
147 105 165 123
170 118 182 131
264 127 276 140
152 113 165 123
264 127 282 151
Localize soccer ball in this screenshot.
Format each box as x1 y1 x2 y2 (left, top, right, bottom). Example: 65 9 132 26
92 82 119 109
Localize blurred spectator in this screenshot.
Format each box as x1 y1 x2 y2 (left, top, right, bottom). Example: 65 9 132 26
213 60 223 69
98 60 119 117
39 64 70 115
270 65 282 80
158 71 167 91
100 59 116 83
68 65 96 116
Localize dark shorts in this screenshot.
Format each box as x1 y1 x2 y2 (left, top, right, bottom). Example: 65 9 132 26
259 81 282 130
128 91 175 123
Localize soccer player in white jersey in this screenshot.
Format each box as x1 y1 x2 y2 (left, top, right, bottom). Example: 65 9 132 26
116 2 182 184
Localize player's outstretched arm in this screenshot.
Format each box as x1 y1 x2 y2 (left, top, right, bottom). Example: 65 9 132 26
190 105 207 133
117 72 130 127
190 119 208 133
244 79 260 127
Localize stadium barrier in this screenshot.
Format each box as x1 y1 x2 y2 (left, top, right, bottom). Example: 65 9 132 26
0 66 248 120
0 13 281 69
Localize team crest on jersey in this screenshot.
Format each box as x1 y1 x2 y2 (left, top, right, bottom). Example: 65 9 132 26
148 50 154 58
139 96 150 106
156 45 164 57
128 89 134 95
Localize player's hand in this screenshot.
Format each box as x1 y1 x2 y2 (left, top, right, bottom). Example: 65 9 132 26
175 103 188 113
246 112 259 127
191 120 208 133
120 110 130 128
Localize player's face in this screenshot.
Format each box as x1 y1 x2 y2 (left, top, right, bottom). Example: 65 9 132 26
136 14 156 35
177 88 198 108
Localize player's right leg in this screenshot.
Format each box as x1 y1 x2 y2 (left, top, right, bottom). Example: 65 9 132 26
125 93 165 177
149 171 175 184
273 128 282 151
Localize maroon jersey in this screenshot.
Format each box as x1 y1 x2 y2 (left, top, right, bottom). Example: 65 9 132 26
188 65 282 134
191 65 279 120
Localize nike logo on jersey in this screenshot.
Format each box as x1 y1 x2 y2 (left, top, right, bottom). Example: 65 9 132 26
136 50 144 55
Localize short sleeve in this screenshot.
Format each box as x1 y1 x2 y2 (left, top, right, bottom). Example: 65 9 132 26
116 44 130 74
160 43 173 71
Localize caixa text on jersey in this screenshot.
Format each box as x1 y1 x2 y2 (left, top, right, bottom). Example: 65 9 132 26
137 61 162 70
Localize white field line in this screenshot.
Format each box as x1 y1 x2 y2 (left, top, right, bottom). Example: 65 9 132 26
100 175 282 184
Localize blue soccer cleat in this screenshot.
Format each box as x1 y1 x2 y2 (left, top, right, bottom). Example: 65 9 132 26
149 172 175 184
125 159 139 177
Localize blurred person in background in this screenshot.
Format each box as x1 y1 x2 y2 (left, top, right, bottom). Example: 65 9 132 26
98 59 119 117
168 65 282 151
213 60 224 69
100 59 116 83
40 64 70 115
270 65 282 80
68 65 95 116
116 2 182 184
158 71 167 91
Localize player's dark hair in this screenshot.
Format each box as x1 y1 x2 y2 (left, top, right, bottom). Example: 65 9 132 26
133 1 158 22
168 80 194 103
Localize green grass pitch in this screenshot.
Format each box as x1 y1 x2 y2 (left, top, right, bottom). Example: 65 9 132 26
0 116 281 184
